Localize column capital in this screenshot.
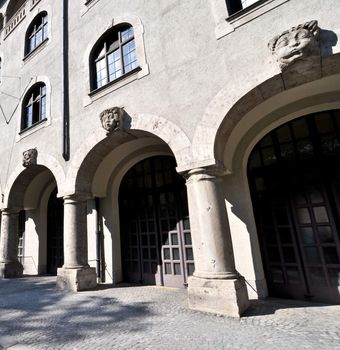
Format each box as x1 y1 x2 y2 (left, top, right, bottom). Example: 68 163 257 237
1 208 20 216
185 165 227 183
63 193 92 204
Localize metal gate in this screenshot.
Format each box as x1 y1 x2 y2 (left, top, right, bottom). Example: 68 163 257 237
248 110 340 303
119 156 194 288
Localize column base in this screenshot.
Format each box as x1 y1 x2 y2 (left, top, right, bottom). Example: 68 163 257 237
188 276 249 317
56 267 97 291
0 261 23 278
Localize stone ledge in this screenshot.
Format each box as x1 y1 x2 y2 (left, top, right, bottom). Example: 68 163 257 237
188 276 249 317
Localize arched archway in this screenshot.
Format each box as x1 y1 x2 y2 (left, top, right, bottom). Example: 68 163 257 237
2 165 63 277
248 110 340 303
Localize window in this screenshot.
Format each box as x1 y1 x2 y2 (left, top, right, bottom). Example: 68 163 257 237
226 0 261 15
21 83 46 131
25 12 48 56
91 24 138 91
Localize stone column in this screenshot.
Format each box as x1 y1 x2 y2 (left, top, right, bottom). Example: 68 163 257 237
0 209 23 278
56 195 96 291
185 167 249 317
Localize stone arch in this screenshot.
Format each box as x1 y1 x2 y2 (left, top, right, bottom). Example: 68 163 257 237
4 152 66 207
191 53 340 172
64 113 192 196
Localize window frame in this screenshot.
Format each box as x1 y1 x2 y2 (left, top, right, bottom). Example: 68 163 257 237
24 11 48 57
90 24 140 92
20 83 47 133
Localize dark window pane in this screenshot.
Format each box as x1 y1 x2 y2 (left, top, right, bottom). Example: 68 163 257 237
267 247 281 263
309 267 327 286
183 219 190 231
301 227 315 244
278 227 292 244
270 267 284 283
293 192 307 205
171 234 178 245
141 234 148 245
142 248 149 260
283 247 296 263
297 208 311 224
164 263 171 274
286 267 301 284
174 263 181 275
323 247 339 264
305 247 321 264
264 228 277 244
274 208 289 225
143 262 150 273
187 263 195 276
262 147 277 166
313 206 329 223
163 248 170 260
186 248 194 261
310 190 324 203
317 226 334 243
172 248 180 260
150 248 157 260
184 232 192 245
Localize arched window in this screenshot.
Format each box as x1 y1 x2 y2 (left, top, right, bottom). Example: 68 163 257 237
25 12 48 56
21 83 46 131
90 24 138 90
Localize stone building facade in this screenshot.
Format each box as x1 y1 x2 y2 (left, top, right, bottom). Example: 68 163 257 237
0 0 339 317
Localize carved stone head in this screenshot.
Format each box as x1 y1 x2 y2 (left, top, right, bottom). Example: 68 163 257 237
268 20 319 69
99 107 124 134
23 148 38 167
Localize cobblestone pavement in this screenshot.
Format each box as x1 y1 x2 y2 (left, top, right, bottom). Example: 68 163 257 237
0 277 340 349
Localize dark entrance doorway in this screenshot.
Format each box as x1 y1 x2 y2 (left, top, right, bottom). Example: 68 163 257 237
46 187 64 275
119 156 194 288
248 110 340 304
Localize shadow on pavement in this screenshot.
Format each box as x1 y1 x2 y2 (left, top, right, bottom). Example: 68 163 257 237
0 277 154 348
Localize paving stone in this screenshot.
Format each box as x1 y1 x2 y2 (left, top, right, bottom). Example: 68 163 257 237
0 277 339 349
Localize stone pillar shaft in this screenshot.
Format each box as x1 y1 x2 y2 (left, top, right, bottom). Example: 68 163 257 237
0 209 23 278
186 167 238 279
63 196 89 268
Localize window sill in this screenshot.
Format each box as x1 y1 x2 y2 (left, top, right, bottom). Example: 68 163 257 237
214 0 290 39
19 118 47 135
23 38 49 62
88 66 142 97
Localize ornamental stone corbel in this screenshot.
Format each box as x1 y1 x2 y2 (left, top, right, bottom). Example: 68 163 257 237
22 148 38 167
99 106 125 135
268 20 320 70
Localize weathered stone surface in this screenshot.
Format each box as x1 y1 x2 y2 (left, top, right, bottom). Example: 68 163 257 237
268 20 320 70
56 267 97 291
99 107 125 134
188 276 249 317
22 149 38 167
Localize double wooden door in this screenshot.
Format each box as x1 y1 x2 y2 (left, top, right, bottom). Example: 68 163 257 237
249 111 340 303
119 156 194 288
